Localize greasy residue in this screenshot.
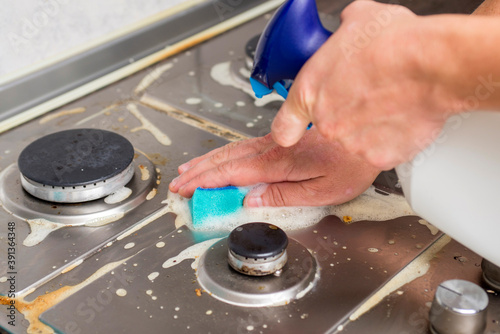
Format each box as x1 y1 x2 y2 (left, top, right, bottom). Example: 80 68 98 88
0 256 132 334
23 212 125 247
127 103 172 146
134 63 173 95
139 164 151 181
39 107 86 124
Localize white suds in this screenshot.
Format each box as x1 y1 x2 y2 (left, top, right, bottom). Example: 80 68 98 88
419 219 440 235
210 61 283 107
24 219 67 247
84 212 124 227
116 288 127 297
162 185 413 233
124 242 135 250
186 97 202 105
162 238 222 270
135 63 173 95
139 165 151 181
104 187 132 204
148 272 160 281
146 189 158 200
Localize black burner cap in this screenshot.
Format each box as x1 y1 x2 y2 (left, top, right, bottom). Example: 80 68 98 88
18 129 134 187
228 223 288 259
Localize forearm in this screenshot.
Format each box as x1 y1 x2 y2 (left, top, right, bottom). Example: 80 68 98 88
418 14 500 114
473 0 500 15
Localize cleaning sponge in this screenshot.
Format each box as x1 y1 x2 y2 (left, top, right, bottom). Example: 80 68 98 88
189 186 249 227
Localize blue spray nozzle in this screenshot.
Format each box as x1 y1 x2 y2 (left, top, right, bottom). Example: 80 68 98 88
250 0 330 131
250 0 332 95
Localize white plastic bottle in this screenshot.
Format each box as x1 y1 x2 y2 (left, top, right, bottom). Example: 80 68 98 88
397 111 500 267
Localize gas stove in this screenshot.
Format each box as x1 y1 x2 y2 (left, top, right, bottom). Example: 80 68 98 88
1 1 498 334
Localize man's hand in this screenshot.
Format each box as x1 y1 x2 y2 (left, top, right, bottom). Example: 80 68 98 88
169 129 380 207
271 1 460 170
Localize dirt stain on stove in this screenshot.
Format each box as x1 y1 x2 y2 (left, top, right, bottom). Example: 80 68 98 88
201 139 217 149
127 103 172 146
0 256 133 334
38 107 86 125
139 164 151 181
148 153 168 166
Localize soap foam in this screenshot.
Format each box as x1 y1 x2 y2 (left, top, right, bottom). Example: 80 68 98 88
163 185 414 232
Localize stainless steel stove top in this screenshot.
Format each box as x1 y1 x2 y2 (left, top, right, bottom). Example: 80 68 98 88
1 1 498 334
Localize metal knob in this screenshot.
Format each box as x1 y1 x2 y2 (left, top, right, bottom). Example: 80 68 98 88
482 258 500 291
429 279 489 334
227 222 288 276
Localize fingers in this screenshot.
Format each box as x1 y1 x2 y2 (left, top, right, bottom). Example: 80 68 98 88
271 80 313 147
172 146 295 198
244 182 317 207
177 136 268 174
169 135 274 193
244 177 360 208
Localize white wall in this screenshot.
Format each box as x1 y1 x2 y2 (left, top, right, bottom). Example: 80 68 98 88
0 0 193 77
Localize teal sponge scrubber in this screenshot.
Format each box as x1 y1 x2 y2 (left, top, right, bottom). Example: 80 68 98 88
189 186 249 227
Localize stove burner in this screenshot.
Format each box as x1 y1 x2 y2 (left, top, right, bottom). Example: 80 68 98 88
228 222 288 276
196 233 317 307
18 129 135 203
482 259 500 291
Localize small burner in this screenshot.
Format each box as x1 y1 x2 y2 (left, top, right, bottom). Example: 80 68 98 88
18 129 135 203
482 259 500 291
227 222 288 276
196 232 317 307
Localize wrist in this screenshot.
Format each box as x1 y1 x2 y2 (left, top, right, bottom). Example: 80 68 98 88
409 16 467 118
417 14 500 115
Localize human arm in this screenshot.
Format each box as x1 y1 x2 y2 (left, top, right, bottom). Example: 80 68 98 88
474 0 500 15
271 0 500 170
169 129 380 207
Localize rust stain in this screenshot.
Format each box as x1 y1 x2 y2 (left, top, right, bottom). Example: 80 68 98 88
139 164 150 181
0 257 131 334
201 139 217 149
148 153 168 166
1 286 72 334
39 107 86 125
140 94 248 142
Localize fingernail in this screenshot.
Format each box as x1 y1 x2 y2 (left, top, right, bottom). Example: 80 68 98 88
245 184 268 208
170 176 179 189
178 163 190 173
246 196 263 208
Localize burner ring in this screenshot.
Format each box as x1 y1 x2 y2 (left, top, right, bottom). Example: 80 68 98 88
18 129 135 203
20 163 134 203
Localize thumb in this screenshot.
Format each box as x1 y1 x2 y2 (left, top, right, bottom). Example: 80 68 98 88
244 182 320 208
271 88 311 148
